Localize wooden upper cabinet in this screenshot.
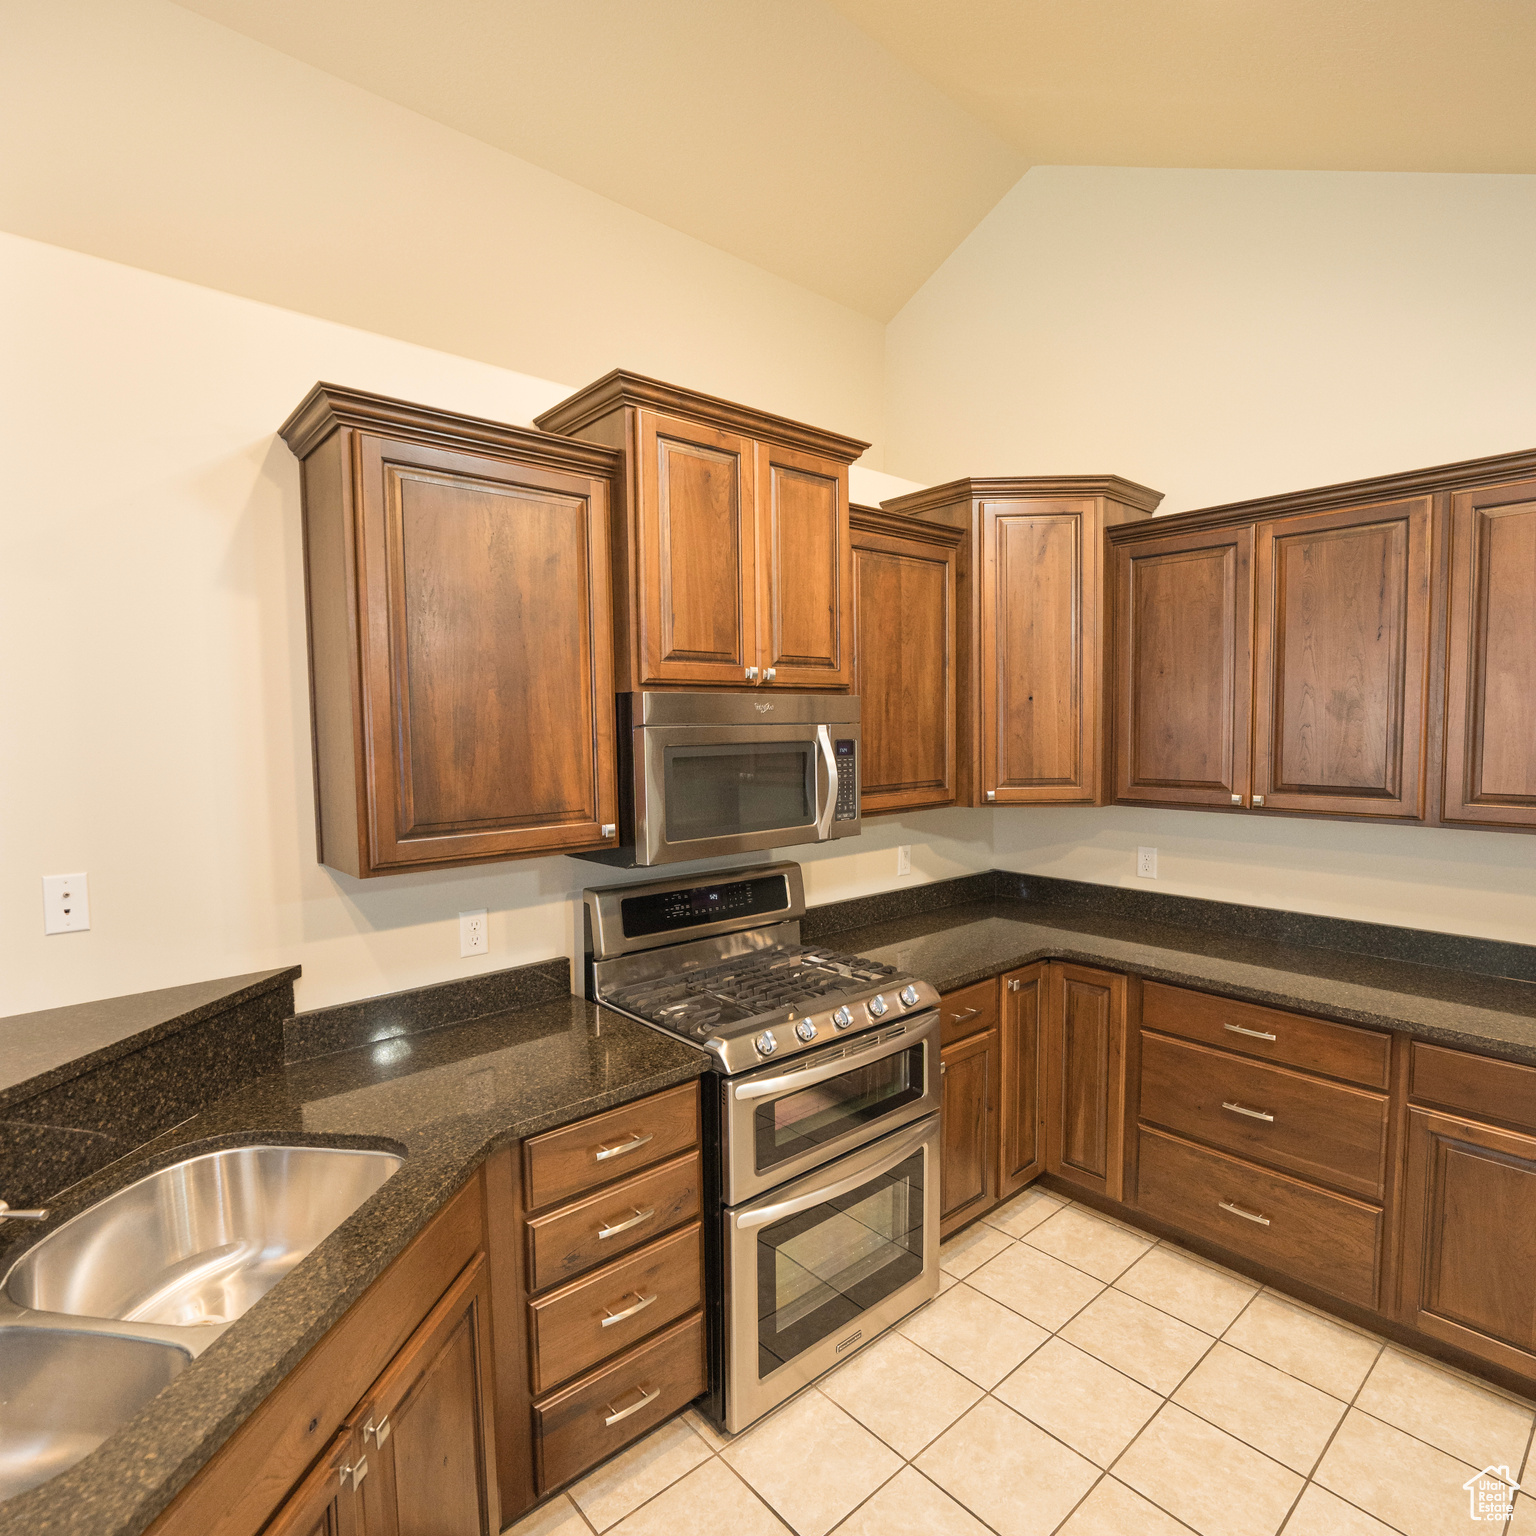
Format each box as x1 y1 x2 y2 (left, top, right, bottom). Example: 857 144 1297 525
280 385 620 878
757 441 852 688
639 411 756 684
1112 523 1255 808
1443 477 1536 829
535 372 867 692
879 477 1163 806
1253 497 1432 818
850 507 961 814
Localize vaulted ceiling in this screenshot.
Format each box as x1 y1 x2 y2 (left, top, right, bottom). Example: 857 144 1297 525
173 1 1536 320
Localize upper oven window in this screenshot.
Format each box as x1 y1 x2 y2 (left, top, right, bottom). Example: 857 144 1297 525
663 742 815 843
755 1042 924 1176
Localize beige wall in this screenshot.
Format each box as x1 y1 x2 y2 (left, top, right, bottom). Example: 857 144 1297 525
0 233 981 1017
0 0 885 459
885 166 1536 508
888 165 1536 943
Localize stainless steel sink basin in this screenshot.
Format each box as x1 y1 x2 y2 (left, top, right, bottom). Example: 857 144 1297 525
4 1145 403 1329
0 1328 189 1499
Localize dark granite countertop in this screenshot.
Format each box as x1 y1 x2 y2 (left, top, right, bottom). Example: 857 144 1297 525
829 898 1536 1065
0 993 707 1536
0 969 300 1109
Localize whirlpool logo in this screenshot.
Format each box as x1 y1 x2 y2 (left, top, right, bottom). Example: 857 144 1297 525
754 701 774 713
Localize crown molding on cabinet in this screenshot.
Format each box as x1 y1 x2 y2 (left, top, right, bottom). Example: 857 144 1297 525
279 382 623 472
880 474 1166 518
533 369 870 465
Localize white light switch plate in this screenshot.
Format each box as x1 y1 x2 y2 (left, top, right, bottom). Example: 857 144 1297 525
897 845 912 877
459 910 488 957
1136 847 1158 879
43 872 90 933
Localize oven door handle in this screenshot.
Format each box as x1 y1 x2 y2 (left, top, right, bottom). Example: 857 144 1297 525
733 1028 912 1101
814 724 837 841
736 1118 932 1230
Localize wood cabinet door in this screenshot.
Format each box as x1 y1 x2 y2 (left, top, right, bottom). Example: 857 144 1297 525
353 435 616 872
1112 524 1255 807
1000 965 1046 1198
1399 1108 1536 1377
1045 964 1127 1201
635 410 757 686
261 1428 360 1536
756 442 851 689
980 501 1094 803
355 1255 498 1536
1252 498 1431 818
940 1029 999 1237
851 519 958 813
1443 478 1536 828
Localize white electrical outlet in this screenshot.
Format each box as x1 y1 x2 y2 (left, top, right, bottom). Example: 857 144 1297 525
459 909 488 957
43 872 90 934
1137 847 1158 879
897 845 912 877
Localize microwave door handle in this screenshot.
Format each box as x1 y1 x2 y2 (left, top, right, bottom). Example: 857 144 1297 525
814 724 837 840
737 1117 932 1230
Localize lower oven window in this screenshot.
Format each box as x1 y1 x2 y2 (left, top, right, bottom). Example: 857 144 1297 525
754 1043 924 1176
756 1148 924 1380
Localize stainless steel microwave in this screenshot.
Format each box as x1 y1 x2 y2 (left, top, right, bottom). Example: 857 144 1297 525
576 692 861 867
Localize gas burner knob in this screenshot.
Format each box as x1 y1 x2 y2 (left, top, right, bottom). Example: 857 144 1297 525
868 994 888 1017
831 1006 854 1030
898 984 920 1008
754 1030 779 1056
794 1020 818 1043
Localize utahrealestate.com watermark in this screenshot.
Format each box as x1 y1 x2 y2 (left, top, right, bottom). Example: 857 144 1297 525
1464 1465 1519 1521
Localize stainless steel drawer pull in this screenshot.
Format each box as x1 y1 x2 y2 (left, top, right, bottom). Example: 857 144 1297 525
948 1007 980 1022
603 1385 660 1426
598 1206 657 1240
595 1131 654 1162
364 1414 391 1446
1224 1022 1277 1042
1222 1101 1275 1123
349 1455 368 1487
601 1290 658 1327
1218 1199 1271 1226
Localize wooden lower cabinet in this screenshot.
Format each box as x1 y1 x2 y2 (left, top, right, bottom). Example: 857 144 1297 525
999 965 1045 1198
939 1025 999 1237
1398 1108 1536 1377
349 1256 497 1536
1044 964 1127 1201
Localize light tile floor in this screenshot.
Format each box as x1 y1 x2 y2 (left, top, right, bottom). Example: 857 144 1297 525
511 1190 1536 1536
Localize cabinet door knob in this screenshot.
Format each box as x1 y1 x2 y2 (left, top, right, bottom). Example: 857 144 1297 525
1008 979 1021 992
1252 794 1266 806
763 667 776 683
1231 793 1243 804
985 790 996 801
745 666 759 681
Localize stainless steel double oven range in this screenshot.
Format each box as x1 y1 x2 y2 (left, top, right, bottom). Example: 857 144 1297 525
584 863 941 1433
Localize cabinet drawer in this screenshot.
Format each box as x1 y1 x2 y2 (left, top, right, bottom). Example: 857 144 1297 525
533 1311 706 1493
1410 1042 1536 1135
523 1082 699 1211
1140 1033 1389 1199
1141 982 1389 1089
528 1222 703 1394
1136 1126 1381 1308
941 979 998 1044
526 1151 702 1292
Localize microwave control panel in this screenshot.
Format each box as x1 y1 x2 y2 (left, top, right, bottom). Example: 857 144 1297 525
834 738 858 821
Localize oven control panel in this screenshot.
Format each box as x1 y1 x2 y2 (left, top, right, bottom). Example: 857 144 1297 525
833 738 858 821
